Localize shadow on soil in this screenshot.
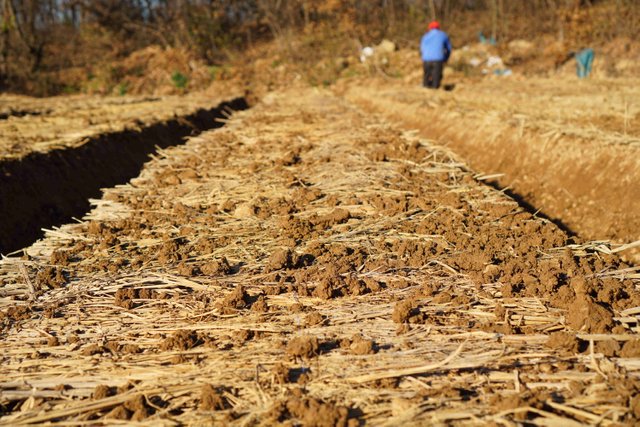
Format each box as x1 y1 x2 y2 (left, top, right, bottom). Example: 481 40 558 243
0 97 249 254
0 109 49 120
484 179 578 238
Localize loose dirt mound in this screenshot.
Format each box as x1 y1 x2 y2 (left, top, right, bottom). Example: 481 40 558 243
1 89 639 425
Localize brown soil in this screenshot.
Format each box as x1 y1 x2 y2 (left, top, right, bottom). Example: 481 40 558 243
286 336 320 360
267 396 353 427
0 96 248 254
0 87 639 425
341 76 640 264
160 330 202 351
199 384 229 411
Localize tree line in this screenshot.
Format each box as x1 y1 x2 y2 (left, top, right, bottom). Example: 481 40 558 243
1 0 638 95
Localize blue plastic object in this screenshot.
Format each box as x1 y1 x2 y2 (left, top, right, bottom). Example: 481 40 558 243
576 48 594 78
478 31 496 45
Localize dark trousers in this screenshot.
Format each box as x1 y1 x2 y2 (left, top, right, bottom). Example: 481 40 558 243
423 61 444 89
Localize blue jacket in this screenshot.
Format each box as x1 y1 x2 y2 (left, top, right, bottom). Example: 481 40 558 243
420 29 452 62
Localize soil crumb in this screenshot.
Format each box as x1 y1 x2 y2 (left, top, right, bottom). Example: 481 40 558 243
268 396 355 427
392 299 424 324
160 330 201 351
92 385 113 400
287 336 319 359
199 384 229 411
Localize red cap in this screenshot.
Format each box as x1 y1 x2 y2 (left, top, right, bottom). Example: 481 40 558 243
428 21 440 30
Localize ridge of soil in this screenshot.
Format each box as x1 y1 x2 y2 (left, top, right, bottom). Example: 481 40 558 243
0 90 246 160
1 88 639 425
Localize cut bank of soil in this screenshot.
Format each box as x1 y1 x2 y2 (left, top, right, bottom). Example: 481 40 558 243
0 88 639 425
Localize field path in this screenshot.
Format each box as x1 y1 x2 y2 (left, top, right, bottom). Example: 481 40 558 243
1 88 639 425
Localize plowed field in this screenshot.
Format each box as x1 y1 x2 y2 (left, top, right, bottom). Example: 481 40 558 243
1 88 639 425
340 77 640 263
0 91 247 253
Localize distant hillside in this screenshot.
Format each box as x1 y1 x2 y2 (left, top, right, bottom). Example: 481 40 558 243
1 0 638 96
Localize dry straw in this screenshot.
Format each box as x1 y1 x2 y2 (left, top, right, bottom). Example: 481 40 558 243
1 88 639 425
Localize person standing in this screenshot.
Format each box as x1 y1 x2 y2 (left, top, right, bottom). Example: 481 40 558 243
420 21 452 89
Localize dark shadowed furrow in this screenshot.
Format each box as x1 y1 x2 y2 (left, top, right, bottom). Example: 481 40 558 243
0 97 248 254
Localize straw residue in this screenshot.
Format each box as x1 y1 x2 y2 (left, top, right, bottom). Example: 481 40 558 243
1 88 639 425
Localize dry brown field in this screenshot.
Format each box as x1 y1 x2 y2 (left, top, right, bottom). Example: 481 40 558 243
340 76 640 264
1 85 639 425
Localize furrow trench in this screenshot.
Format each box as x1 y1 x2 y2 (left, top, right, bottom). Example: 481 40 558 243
0 97 249 254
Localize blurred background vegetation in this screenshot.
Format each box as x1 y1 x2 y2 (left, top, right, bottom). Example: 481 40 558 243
1 0 639 96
